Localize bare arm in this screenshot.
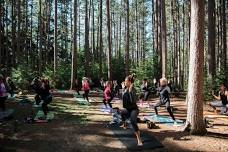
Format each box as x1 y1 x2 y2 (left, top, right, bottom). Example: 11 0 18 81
212 91 220 100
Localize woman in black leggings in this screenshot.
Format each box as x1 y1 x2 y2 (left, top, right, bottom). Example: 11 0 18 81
121 74 142 146
40 79 52 117
153 78 175 121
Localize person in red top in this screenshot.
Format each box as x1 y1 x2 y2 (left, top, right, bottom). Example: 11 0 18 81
103 81 113 108
82 77 90 102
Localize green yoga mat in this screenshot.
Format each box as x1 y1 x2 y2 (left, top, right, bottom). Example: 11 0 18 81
34 110 54 121
74 97 90 105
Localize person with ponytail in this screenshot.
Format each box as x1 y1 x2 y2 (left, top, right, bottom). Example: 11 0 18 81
121 74 143 146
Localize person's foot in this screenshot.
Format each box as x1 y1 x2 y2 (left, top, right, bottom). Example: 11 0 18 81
137 140 143 146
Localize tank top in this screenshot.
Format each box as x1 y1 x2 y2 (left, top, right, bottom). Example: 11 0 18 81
220 92 228 105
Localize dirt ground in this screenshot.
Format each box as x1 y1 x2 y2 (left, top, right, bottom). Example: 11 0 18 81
0 92 228 152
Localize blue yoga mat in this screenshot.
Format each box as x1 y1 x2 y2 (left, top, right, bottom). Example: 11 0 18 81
100 105 112 113
144 114 184 126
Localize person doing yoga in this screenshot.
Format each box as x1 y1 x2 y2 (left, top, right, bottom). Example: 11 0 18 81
121 74 143 146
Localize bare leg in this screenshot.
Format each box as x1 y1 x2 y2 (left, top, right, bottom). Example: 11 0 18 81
135 131 143 146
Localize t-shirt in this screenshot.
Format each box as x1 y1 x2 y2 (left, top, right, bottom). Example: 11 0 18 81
104 86 112 100
82 81 90 91
220 92 228 105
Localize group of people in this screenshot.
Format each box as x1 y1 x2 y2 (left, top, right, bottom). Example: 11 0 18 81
105 75 228 146
120 75 177 146
0 75 16 112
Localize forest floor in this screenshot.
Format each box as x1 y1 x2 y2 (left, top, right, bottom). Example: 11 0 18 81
0 91 228 152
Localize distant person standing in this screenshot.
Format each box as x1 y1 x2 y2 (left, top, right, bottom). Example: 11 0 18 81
140 79 150 101
0 75 7 111
103 81 113 108
113 80 120 98
82 77 90 102
75 78 80 95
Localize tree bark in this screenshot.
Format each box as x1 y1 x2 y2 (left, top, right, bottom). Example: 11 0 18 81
161 0 167 78
125 0 130 76
54 0 58 79
184 0 207 135
17 0 21 64
221 0 227 79
84 0 90 76
70 0 78 90
208 0 216 81
99 0 103 78
106 0 112 80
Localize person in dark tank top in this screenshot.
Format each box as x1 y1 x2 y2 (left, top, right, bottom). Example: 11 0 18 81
210 84 228 114
120 74 143 146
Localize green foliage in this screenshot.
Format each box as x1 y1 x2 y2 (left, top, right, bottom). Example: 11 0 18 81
204 70 227 101
11 63 39 90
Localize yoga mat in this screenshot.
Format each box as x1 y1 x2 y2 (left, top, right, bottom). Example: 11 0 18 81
74 97 90 105
108 124 163 151
34 110 54 121
19 98 33 106
144 114 184 126
100 105 112 114
137 102 150 108
0 109 14 120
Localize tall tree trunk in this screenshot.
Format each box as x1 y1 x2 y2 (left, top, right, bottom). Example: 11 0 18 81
11 0 16 67
118 8 122 60
54 0 58 79
92 0 96 60
17 0 21 64
70 0 78 90
221 0 227 80
0 0 2 65
184 0 207 135
99 0 103 77
84 0 90 76
161 0 167 78
125 0 130 76
38 0 42 74
106 0 112 80
30 0 33 67
208 0 216 82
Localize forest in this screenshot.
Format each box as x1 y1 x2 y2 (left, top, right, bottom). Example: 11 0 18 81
0 0 227 92
0 0 228 151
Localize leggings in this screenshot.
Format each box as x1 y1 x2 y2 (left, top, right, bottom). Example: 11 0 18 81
121 108 139 132
103 99 112 108
0 96 7 111
42 95 52 115
154 101 175 120
83 90 90 102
